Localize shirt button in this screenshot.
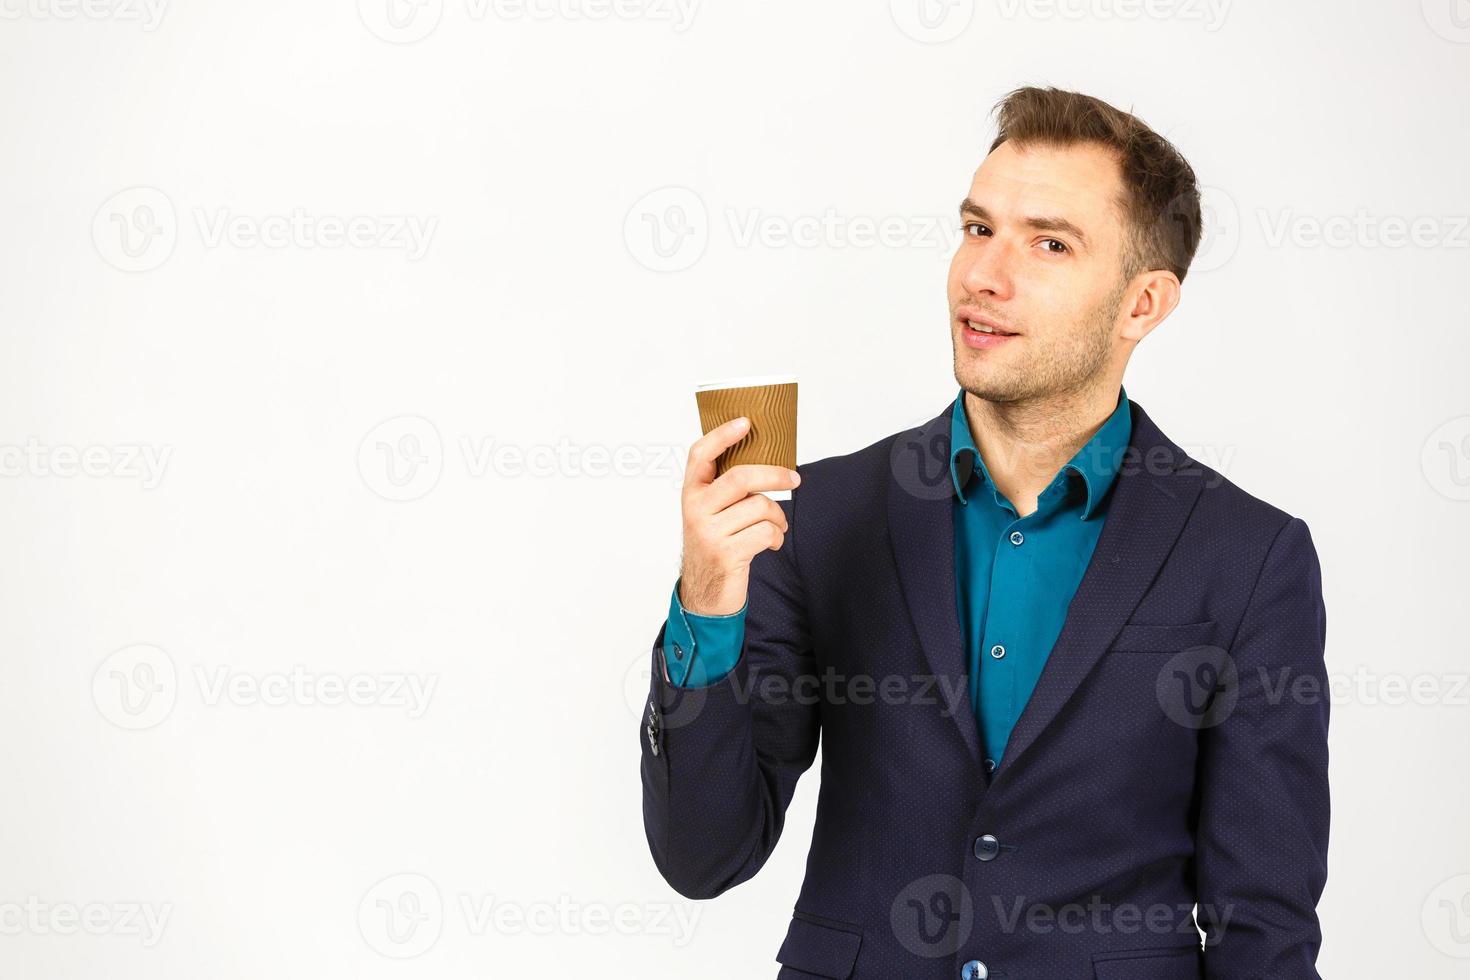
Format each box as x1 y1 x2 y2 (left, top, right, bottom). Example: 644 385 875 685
672 642 684 661
961 961 988 980
990 644 1005 659
1009 530 1024 545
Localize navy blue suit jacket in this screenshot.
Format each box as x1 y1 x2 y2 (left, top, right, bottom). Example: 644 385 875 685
639 395 1329 979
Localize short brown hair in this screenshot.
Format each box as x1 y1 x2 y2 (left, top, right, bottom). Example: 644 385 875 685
988 85 1202 284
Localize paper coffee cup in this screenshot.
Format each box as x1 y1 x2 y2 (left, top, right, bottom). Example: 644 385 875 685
694 375 798 500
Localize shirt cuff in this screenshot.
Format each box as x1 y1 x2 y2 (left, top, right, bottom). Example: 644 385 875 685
662 576 748 687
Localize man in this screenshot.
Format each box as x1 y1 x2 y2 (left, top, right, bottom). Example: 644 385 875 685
638 86 1329 979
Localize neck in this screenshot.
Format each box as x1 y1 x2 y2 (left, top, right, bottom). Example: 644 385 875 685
962 380 1121 517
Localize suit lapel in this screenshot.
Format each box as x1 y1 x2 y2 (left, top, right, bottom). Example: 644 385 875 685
887 404 983 767
886 395 1204 783
991 399 1204 785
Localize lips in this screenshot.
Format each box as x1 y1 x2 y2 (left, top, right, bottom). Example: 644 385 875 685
961 327 1016 350
957 312 1019 351
956 308 1019 336
960 319 1017 336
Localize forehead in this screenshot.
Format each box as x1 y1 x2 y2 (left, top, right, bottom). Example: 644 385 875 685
968 139 1125 235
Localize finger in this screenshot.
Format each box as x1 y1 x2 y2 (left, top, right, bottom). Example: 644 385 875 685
727 519 785 560
704 463 800 512
712 492 789 538
684 417 752 492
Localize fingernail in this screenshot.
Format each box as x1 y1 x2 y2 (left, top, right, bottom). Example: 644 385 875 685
733 417 749 428
790 470 801 485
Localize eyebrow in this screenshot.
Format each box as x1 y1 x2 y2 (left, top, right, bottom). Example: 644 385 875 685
959 198 1090 249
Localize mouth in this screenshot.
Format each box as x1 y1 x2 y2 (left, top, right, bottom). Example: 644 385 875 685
957 312 1020 349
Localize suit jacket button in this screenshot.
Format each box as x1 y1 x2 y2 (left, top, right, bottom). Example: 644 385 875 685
961 960 988 979
974 835 1001 861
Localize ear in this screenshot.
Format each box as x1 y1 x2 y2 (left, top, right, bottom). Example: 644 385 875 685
1120 269 1181 343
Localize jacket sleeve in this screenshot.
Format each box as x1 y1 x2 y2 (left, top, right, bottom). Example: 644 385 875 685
1196 516 1330 978
638 490 820 900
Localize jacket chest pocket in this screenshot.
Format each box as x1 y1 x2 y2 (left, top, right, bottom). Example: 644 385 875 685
1108 619 1217 653
1093 944 1202 979
1101 620 1229 737
775 913 862 979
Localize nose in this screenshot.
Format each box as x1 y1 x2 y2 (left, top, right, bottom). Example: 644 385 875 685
956 235 1015 302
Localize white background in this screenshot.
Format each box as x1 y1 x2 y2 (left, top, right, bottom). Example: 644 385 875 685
2 1 1468 976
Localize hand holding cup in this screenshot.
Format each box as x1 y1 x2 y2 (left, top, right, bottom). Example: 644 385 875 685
679 416 801 617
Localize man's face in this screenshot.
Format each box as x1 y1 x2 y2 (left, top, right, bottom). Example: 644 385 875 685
948 139 1132 404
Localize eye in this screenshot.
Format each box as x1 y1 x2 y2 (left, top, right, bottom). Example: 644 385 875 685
963 222 991 237
1039 238 1069 254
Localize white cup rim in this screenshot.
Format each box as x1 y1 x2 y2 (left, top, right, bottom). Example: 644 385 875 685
695 374 798 391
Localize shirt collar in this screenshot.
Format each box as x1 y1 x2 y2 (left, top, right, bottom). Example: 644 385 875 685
948 385 1132 520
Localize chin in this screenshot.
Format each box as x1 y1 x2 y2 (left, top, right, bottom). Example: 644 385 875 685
955 361 1024 403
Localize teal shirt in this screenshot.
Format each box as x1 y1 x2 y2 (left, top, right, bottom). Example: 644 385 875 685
949 385 1131 770
662 386 1132 774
